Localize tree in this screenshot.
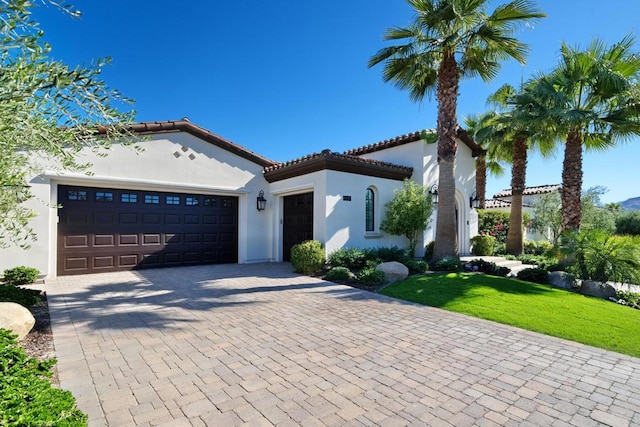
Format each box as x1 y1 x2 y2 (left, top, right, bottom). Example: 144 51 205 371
581 186 616 234
369 0 544 261
529 35 640 232
0 1 136 248
530 192 562 245
380 180 434 258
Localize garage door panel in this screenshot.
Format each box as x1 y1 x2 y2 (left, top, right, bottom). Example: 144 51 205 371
58 185 238 275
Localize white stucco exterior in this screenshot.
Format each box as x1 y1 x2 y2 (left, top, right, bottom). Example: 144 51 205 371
1 121 480 278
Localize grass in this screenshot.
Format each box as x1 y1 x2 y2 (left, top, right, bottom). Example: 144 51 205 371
381 273 640 358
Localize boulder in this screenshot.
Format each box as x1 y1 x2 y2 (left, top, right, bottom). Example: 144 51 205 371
375 261 409 284
0 302 35 339
580 280 617 299
548 271 578 291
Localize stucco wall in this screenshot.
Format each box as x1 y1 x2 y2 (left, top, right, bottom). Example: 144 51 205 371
0 131 274 277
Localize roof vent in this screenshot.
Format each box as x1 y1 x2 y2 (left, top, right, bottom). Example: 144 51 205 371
181 117 191 122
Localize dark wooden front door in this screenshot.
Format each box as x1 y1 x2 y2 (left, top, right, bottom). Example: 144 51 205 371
57 185 238 275
282 192 314 261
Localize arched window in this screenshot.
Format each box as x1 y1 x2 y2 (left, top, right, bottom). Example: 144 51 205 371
365 188 375 232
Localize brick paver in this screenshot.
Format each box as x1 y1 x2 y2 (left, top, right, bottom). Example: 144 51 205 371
47 263 640 426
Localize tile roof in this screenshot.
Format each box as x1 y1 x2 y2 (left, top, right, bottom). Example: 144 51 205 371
263 149 413 183
100 119 277 168
344 126 484 157
483 199 512 209
493 184 561 199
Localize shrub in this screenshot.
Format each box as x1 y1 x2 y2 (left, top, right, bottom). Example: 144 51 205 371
0 285 41 308
517 267 550 284
616 211 640 236
355 268 387 286
327 247 367 270
470 235 496 256
477 210 510 243
560 231 640 285
523 240 553 256
325 266 351 281
493 242 506 255
615 291 640 307
424 241 435 261
372 246 407 263
404 259 428 274
3 266 39 286
466 259 510 277
0 329 88 426
290 240 325 274
433 257 462 272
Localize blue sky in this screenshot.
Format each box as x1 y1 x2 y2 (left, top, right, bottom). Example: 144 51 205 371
34 0 640 204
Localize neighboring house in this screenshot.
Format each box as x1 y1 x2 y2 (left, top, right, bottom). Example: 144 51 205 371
0 119 482 277
488 184 561 241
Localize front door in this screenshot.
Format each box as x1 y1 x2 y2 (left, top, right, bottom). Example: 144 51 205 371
282 192 314 261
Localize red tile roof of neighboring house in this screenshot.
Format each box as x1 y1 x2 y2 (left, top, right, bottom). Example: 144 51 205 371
101 119 277 168
482 199 534 209
344 126 485 157
263 149 413 183
493 184 561 199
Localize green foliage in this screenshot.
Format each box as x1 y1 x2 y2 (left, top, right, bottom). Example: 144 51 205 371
355 268 387 286
424 241 435 261
466 259 510 277
517 267 550 284
380 180 434 257
0 285 41 307
433 257 462 272
581 187 616 234
3 266 39 286
616 210 640 236
493 242 506 255
327 247 367 270
0 329 88 426
523 240 553 255
615 291 640 308
0 1 137 249
470 235 496 256
560 230 640 285
530 192 562 244
290 240 325 274
477 210 510 244
404 259 428 275
325 267 351 281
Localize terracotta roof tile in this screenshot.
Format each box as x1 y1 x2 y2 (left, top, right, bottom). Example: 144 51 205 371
493 184 561 199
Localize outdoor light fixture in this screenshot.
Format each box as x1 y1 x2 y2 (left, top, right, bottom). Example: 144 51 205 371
469 191 480 209
256 190 267 211
429 184 439 204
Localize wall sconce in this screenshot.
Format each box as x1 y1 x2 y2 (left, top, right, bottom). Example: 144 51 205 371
429 184 439 204
256 190 267 211
469 191 480 209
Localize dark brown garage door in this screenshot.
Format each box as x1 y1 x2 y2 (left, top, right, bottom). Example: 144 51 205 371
57 185 238 275
282 192 313 262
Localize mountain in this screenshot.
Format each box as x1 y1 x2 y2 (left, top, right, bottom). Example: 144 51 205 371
620 197 640 210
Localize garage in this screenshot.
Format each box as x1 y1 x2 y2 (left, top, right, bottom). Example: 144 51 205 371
57 185 238 275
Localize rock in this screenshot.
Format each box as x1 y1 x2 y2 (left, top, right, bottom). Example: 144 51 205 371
375 261 409 284
548 271 578 290
580 280 617 299
0 302 35 339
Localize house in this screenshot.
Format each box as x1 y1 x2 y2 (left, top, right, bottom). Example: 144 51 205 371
0 119 482 277
487 184 561 241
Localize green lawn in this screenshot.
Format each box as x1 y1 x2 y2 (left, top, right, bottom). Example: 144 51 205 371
381 273 640 358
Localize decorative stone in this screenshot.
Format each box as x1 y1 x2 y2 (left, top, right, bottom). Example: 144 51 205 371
548 271 578 290
580 280 617 299
0 302 35 339
375 261 409 284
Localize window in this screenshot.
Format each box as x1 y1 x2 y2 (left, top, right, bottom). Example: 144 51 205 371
121 193 137 203
144 194 159 204
365 188 375 232
223 199 233 208
185 196 199 206
204 197 217 207
68 190 87 201
95 191 113 202
166 196 180 205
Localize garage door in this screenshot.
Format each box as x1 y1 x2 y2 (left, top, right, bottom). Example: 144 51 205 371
57 185 238 275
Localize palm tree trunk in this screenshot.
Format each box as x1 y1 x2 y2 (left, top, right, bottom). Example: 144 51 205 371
476 155 487 209
433 52 459 260
561 129 583 231
506 136 527 255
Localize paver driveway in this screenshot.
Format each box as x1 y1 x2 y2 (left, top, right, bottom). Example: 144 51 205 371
47 263 640 426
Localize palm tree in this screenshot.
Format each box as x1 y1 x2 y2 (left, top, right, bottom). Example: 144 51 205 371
463 112 509 209
529 35 640 232
368 0 544 260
